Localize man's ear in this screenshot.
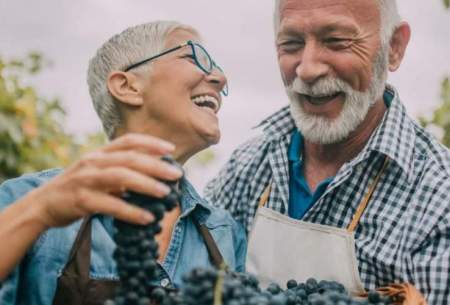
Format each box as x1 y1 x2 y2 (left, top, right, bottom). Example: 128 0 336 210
388 22 411 72
107 71 144 106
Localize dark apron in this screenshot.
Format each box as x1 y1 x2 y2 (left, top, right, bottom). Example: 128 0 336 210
52 216 224 305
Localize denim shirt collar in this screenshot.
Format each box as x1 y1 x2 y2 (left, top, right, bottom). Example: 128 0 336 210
179 177 212 222
98 177 212 232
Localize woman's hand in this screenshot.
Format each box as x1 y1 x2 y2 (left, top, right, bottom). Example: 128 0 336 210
0 133 183 280
28 133 183 228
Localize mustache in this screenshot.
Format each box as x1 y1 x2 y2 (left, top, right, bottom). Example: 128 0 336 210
287 77 352 96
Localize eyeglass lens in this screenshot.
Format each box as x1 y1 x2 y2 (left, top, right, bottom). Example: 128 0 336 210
191 43 229 96
193 44 213 73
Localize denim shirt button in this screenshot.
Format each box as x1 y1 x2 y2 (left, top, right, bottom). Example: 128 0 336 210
160 278 170 287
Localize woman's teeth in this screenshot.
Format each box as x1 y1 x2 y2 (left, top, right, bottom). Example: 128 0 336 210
191 95 220 113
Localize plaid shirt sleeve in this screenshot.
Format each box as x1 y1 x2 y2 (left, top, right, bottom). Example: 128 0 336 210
409 168 450 303
412 220 450 304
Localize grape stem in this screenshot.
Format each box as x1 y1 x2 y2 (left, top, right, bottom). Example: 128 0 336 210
213 262 228 305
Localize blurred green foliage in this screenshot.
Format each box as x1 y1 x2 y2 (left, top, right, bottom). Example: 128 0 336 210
418 1 449 145
419 78 450 147
0 52 105 182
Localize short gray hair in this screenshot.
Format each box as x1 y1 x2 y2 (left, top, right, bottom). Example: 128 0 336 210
274 0 401 47
87 21 199 139
377 0 401 46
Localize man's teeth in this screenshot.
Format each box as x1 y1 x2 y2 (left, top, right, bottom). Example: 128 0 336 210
191 95 220 112
305 92 340 104
307 92 340 98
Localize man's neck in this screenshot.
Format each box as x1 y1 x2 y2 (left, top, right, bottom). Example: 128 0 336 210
302 99 386 191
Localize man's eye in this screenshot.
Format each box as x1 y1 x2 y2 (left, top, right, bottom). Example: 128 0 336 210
324 38 352 49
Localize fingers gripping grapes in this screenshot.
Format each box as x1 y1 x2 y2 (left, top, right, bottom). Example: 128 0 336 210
33 134 182 228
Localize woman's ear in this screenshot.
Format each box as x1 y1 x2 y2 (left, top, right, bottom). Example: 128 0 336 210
388 21 411 72
107 71 144 106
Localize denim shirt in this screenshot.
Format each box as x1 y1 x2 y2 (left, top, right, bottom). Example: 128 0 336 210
0 169 247 305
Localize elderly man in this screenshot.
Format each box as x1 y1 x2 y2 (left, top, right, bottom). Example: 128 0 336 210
205 0 450 303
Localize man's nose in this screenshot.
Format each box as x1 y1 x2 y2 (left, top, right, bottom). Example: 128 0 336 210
296 42 329 84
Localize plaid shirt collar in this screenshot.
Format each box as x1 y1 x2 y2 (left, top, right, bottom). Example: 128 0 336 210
256 84 416 183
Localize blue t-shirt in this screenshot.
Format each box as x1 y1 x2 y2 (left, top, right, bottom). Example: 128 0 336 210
288 132 333 219
288 90 394 219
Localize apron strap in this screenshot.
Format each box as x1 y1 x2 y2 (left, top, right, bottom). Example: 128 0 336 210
258 183 272 208
257 157 389 233
347 156 389 232
192 218 225 269
62 216 93 279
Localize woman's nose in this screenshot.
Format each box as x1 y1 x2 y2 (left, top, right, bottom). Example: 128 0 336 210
206 67 228 95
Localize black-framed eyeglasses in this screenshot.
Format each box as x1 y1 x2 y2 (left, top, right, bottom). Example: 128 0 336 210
124 40 229 96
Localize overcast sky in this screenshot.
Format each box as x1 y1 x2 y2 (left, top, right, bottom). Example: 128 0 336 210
1 0 449 189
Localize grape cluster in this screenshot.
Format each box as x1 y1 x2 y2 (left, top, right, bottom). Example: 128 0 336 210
106 156 394 305
105 156 182 305
170 268 392 305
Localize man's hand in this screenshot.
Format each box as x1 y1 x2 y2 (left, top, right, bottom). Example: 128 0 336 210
27 133 183 228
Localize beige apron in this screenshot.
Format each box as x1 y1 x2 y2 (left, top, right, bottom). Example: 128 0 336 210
246 157 389 295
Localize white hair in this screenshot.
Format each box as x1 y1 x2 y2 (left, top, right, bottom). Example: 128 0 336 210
87 21 199 139
274 0 401 46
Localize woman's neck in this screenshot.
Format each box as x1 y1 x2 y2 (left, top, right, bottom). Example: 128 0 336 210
115 125 202 166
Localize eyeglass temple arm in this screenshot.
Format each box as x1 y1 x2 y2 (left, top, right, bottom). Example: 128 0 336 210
124 42 190 72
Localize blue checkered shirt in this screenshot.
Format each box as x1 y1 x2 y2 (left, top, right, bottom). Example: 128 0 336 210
204 85 450 304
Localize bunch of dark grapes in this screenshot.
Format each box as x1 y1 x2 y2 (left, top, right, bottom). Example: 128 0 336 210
106 156 394 305
105 156 182 305
172 269 392 305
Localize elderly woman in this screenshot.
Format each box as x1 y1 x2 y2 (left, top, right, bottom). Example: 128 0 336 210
0 21 246 305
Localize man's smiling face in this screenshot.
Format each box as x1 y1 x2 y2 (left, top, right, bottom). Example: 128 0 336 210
276 0 389 144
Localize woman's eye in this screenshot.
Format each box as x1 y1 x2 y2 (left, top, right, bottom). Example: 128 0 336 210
182 54 195 60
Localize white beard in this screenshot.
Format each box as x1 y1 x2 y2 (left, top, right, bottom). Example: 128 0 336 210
286 46 389 145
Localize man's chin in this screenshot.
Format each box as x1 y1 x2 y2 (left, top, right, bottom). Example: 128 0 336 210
290 104 355 145
301 126 351 145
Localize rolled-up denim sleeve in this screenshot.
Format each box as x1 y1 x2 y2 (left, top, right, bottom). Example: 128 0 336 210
0 179 26 305
0 181 14 209
0 170 61 304
0 266 20 305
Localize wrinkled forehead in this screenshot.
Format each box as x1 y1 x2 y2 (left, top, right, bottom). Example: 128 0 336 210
164 28 202 50
279 0 380 32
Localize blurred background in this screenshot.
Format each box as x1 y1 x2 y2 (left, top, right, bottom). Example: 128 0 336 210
0 0 449 191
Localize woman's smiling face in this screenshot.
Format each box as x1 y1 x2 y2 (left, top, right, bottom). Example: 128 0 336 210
129 29 228 163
